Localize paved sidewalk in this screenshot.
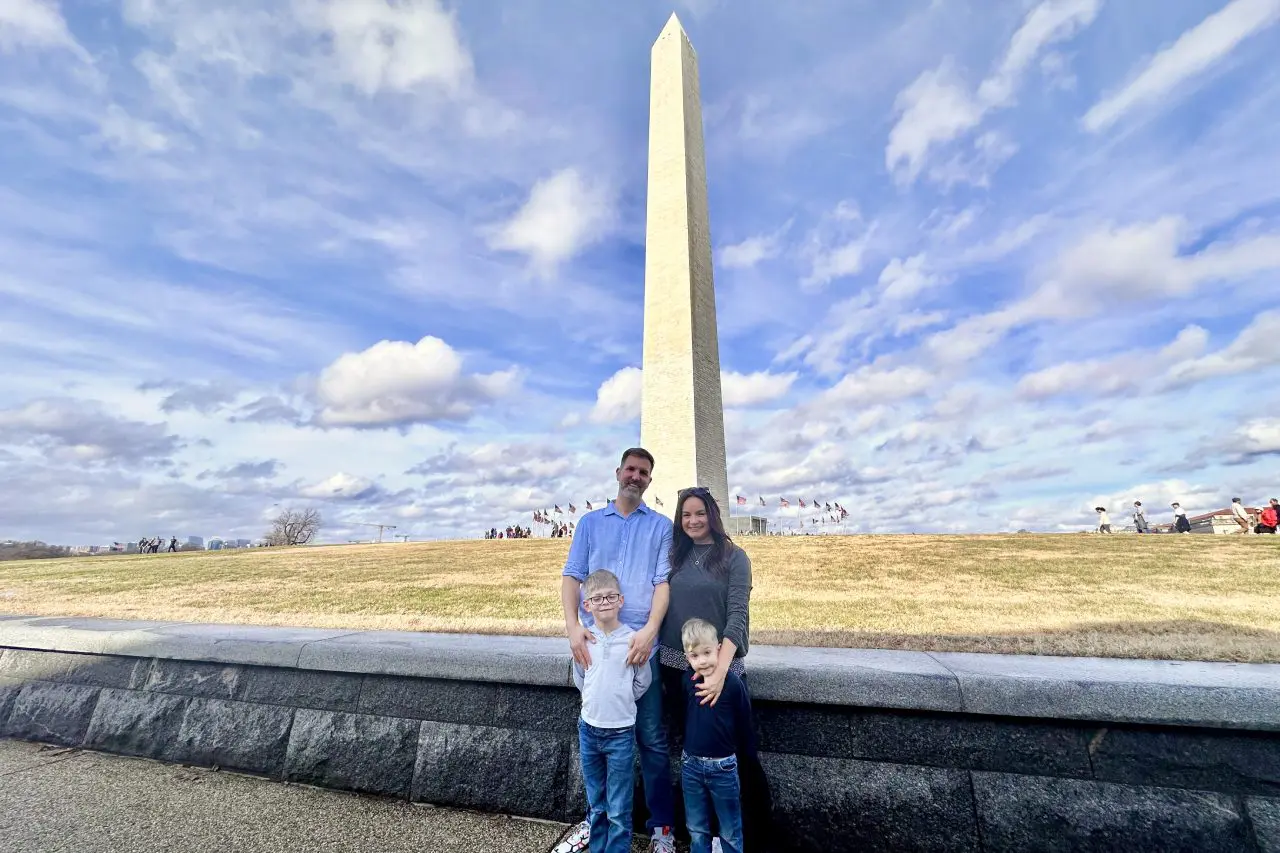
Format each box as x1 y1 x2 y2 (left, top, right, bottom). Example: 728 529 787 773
0 739 579 853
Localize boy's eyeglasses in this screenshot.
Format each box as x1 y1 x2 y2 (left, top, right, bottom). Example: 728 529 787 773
586 593 621 606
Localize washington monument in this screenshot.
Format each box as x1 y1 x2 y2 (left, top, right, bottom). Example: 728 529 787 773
640 14 730 520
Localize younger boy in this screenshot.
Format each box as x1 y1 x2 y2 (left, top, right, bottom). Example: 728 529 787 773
681 618 757 853
571 570 652 853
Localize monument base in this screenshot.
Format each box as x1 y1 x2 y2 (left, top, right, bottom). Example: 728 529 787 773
726 515 768 536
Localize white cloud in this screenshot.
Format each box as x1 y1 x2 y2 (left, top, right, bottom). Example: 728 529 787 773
721 370 797 407
1236 418 1280 455
823 363 934 405
585 365 795 422
925 130 1019 189
924 307 1026 364
1016 325 1210 399
0 398 180 465
1084 0 1280 132
1022 218 1280 319
98 105 170 153
312 336 519 428
887 0 1099 184
1166 310 1280 385
879 254 941 301
488 168 614 275
978 0 1101 106
0 0 84 54
301 0 473 96
718 222 790 270
588 366 642 424
299 472 378 500
885 63 982 184
801 204 872 290
804 238 869 289
894 310 948 336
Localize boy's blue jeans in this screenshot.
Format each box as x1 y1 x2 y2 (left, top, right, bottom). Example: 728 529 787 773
579 719 635 853
682 752 743 853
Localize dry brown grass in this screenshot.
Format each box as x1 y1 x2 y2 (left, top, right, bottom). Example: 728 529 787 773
2 534 1278 661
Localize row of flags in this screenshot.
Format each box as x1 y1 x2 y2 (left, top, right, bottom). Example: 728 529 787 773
738 495 850 520
531 496 851 523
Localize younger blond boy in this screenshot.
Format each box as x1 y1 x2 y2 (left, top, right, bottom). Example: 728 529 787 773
680 618 756 853
570 570 652 853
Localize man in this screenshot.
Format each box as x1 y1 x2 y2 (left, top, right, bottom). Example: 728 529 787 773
557 448 676 853
1230 498 1253 534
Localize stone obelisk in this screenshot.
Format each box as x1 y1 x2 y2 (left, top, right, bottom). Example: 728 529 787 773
640 14 730 520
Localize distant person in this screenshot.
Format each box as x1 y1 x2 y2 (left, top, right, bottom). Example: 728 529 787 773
571 570 652 853
1230 498 1252 534
1132 501 1148 534
1257 503 1278 534
1095 507 1112 534
168 537 178 552
1172 502 1191 534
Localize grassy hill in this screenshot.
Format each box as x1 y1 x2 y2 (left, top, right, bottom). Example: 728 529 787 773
2 534 1277 661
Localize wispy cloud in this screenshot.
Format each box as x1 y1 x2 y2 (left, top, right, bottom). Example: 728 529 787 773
487 168 615 276
1083 0 1280 132
887 0 1100 184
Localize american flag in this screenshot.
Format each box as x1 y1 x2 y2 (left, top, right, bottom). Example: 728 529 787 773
780 497 790 508
736 495 747 505
799 499 807 508
655 496 664 507
585 500 593 511
568 504 576 514
554 505 563 514
758 496 765 506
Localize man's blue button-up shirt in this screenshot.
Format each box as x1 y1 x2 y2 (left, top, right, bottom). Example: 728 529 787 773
562 501 672 634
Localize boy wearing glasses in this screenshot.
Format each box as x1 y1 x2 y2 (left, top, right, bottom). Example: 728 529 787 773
571 570 653 853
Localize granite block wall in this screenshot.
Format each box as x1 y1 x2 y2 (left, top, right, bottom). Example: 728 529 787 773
1 643 1278 852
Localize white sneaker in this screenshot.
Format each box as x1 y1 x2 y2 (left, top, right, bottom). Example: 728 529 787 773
552 820 591 853
650 827 676 853
712 838 724 853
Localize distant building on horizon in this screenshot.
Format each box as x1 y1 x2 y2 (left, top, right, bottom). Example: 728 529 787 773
207 538 224 551
188 536 204 549
235 538 251 548
1150 506 1263 534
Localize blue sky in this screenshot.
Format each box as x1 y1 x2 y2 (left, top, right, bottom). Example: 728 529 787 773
2 0 1279 544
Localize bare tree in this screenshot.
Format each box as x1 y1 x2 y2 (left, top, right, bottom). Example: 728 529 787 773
267 508 322 546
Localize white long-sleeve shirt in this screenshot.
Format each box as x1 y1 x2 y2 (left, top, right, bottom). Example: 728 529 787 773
572 623 652 729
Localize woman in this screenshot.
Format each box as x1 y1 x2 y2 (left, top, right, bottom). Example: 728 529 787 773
659 487 772 852
658 487 752 712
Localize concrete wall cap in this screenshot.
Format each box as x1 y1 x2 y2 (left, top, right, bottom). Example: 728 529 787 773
4 616 1280 727
746 645 964 712
931 651 1280 730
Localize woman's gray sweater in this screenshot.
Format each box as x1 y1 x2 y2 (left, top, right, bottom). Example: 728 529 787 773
659 543 752 658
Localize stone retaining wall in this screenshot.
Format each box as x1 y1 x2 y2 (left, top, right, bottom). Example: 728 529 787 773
1 615 1278 852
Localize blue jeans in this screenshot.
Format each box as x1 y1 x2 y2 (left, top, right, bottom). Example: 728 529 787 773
579 720 635 853
682 752 743 853
579 656 675 832
636 655 676 830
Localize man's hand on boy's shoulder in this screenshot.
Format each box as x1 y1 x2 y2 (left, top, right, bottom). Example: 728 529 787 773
625 623 657 665
567 623 595 668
